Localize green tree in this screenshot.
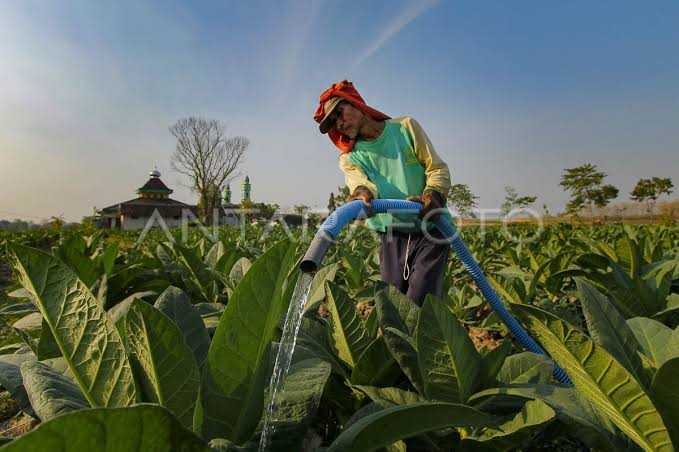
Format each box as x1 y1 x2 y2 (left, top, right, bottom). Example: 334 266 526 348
196 183 222 224
559 163 619 218
447 184 478 218
500 186 537 216
332 186 351 208
630 177 674 214
542 204 551 217
293 204 309 216
48 215 65 232
327 192 337 213
254 202 279 220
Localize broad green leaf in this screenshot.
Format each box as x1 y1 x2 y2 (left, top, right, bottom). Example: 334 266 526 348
325 282 372 368
327 402 497 452
0 301 37 316
13 327 38 355
106 292 157 344
172 243 219 303
478 340 512 387
100 243 118 275
12 314 61 361
344 402 384 429
497 352 553 384
0 353 37 417
605 259 669 318
107 292 157 326
258 358 331 450
470 385 623 451
463 399 555 451
52 235 99 288
651 357 679 446
0 344 25 354
498 265 530 280
341 253 365 289
382 327 424 394
527 254 567 302
12 312 41 333
374 287 424 391
11 244 136 408
513 304 672 452
296 318 349 378
627 317 672 367
204 241 226 270
350 387 442 452
653 294 679 322
669 327 679 361
228 257 252 286
577 279 647 384
354 385 426 407
154 286 210 368
42 357 73 378
417 297 480 403
487 275 522 305
125 300 200 429
20 360 88 421
375 287 407 334
7 288 32 299
95 273 109 308
1 404 208 451
197 240 298 443
350 337 399 386
375 285 420 335
384 441 407 452
302 262 340 315
193 302 225 317
207 438 254 451
363 307 378 338
37 318 61 360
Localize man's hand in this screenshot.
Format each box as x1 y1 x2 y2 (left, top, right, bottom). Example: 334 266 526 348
351 186 374 204
408 190 446 220
351 186 374 217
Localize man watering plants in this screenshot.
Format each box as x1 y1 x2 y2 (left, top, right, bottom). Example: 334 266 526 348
314 80 452 306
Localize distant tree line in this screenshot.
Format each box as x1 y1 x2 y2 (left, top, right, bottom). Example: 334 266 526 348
0 219 40 231
326 163 673 221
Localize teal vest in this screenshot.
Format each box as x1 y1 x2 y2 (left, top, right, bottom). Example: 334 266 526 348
348 120 447 233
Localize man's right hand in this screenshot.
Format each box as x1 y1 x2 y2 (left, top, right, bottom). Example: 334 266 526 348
350 187 374 217
351 186 374 204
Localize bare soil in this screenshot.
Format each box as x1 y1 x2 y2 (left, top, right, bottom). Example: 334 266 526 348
468 326 504 352
0 413 39 439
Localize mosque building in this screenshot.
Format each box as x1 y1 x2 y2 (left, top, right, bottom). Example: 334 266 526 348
97 169 248 230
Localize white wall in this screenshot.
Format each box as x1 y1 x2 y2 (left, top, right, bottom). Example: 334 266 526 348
121 216 183 231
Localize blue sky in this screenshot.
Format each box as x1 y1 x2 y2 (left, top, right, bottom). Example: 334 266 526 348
1 0 678 221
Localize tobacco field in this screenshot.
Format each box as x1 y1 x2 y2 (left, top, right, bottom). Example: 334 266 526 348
0 222 678 451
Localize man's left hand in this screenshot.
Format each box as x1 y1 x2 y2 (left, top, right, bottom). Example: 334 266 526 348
408 190 447 220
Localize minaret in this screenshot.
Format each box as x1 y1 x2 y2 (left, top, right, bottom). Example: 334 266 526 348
222 184 232 205
241 176 251 203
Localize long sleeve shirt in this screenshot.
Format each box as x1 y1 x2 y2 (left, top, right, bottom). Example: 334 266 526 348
338 116 451 232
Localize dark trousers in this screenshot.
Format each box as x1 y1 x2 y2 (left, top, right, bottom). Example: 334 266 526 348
378 228 450 306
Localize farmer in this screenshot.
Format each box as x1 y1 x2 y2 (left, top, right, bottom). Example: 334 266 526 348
314 80 452 306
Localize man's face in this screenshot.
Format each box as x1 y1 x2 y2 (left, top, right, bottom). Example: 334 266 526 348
331 101 364 139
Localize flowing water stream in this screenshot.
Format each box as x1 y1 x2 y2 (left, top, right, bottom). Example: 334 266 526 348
258 272 314 451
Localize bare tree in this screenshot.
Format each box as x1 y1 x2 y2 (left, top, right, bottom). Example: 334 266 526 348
170 117 248 223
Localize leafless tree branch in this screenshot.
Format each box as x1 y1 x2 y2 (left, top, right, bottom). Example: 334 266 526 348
170 117 248 223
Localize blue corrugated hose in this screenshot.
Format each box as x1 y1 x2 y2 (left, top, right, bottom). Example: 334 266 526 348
314 199 572 385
